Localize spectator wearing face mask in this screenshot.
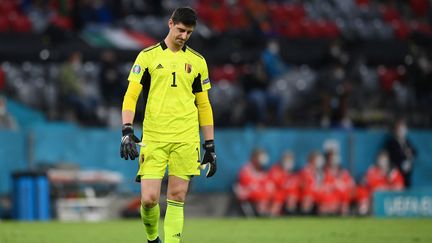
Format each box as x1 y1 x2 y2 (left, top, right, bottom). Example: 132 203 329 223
385 119 417 188
356 151 405 215
267 151 300 216
300 151 325 214
261 39 289 80
323 149 356 215
234 148 273 216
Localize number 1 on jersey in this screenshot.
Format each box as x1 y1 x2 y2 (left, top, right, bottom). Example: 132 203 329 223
171 72 177 87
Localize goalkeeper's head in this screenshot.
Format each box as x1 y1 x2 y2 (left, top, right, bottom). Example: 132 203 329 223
167 7 197 48
171 7 197 27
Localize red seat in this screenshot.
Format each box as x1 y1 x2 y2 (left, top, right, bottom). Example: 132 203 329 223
391 20 411 39
286 4 305 21
409 0 429 17
355 0 370 7
210 64 241 83
301 20 320 38
229 5 250 30
411 21 432 35
51 14 73 30
10 14 32 32
0 16 9 32
321 21 340 38
196 3 212 24
282 21 303 39
0 1 18 15
377 66 404 93
380 5 401 23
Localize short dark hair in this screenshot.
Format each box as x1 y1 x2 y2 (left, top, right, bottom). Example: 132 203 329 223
171 7 197 26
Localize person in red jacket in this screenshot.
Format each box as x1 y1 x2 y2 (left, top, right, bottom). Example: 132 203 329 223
268 151 300 216
234 148 273 216
300 151 325 214
323 149 356 215
357 151 405 215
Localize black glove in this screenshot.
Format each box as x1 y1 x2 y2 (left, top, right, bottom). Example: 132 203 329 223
201 140 217 178
120 123 141 160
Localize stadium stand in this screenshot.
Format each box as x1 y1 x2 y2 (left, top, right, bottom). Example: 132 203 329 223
0 0 431 128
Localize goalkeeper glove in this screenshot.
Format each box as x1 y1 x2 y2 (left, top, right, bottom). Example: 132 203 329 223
201 140 217 178
120 123 140 160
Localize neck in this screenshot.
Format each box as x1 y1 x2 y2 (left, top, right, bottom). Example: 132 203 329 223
164 37 183 52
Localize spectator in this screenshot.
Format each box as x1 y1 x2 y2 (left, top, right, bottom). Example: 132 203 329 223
385 119 417 188
261 39 289 80
356 151 404 215
234 148 273 216
299 151 325 214
59 51 99 124
324 149 356 215
72 0 114 31
241 60 285 125
99 50 123 106
267 151 300 216
0 96 18 130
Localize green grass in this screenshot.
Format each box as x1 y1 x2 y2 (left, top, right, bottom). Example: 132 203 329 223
1 217 431 243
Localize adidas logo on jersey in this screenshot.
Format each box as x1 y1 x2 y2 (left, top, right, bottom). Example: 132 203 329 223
173 233 182 239
156 64 164 69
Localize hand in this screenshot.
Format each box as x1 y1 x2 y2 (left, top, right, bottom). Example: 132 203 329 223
120 123 141 160
200 140 217 178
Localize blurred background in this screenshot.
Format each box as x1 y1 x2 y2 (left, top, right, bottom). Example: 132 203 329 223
0 0 432 222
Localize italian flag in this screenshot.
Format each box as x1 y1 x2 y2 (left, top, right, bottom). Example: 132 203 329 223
81 28 158 50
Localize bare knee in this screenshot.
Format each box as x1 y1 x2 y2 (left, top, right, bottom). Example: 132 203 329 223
141 193 159 208
167 188 187 202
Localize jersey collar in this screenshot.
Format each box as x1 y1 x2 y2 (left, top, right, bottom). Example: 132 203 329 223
160 41 187 52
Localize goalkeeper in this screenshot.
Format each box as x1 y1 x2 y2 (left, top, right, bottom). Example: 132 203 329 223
120 7 216 243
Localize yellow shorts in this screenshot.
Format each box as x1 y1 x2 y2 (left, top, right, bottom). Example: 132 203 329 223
136 141 201 182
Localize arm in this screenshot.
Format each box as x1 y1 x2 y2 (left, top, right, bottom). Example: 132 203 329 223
122 81 142 124
201 125 214 141
120 81 143 160
196 91 214 140
195 91 216 177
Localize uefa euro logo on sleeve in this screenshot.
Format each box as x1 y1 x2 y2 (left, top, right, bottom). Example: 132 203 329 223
185 63 192 73
132 64 141 74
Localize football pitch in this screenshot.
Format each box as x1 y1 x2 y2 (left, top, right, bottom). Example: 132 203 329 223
1 217 431 243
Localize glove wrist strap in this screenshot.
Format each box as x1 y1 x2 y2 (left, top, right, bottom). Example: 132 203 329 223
122 123 134 136
203 140 215 151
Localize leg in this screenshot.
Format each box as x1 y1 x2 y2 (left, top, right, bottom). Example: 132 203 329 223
269 191 285 216
301 195 314 214
248 90 268 123
269 201 283 217
141 179 162 242
141 179 162 208
167 175 189 202
164 175 190 243
286 195 298 214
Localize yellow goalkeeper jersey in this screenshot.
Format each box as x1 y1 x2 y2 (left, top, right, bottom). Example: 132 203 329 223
127 41 211 143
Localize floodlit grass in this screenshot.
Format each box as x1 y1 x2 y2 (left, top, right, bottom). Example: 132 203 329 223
1 217 431 243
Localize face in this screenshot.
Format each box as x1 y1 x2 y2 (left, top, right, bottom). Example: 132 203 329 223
168 20 194 47
327 151 341 167
281 153 294 171
314 154 325 169
377 153 390 171
257 151 269 167
267 40 280 54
